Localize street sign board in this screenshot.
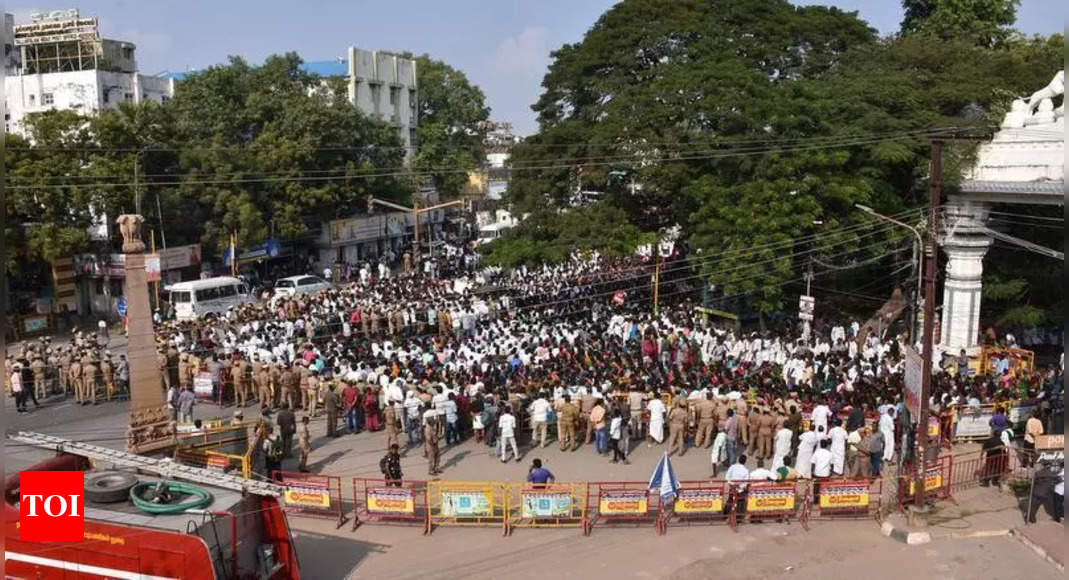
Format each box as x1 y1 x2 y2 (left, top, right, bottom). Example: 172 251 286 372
904 346 922 417
798 295 815 321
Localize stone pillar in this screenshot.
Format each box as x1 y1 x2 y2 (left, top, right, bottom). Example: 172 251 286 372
117 214 173 453
938 201 992 353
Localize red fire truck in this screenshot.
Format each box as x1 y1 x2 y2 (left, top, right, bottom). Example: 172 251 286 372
4 433 301 579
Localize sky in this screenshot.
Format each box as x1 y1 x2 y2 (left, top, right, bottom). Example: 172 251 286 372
4 1 1064 135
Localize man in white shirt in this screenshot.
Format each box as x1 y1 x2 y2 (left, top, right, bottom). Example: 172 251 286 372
498 405 520 462
772 426 794 472
725 455 750 491
811 400 832 439
879 407 896 462
811 439 834 500
828 420 848 476
528 392 552 448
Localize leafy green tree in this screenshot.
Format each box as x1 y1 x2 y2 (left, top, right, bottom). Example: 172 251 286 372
168 53 410 251
405 54 490 200
901 0 1019 48
501 0 1060 315
479 203 653 267
7 111 98 262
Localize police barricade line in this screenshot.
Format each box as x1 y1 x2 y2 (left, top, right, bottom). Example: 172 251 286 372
583 482 660 536
351 478 430 534
503 482 587 535
897 455 954 511
657 479 732 535
803 477 882 522
732 481 807 531
273 471 346 529
426 480 509 535
173 447 248 478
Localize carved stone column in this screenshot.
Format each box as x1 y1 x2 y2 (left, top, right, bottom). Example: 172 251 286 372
118 214 173 452
938 202 992 353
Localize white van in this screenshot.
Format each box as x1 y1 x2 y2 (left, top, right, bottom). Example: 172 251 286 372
272 275 331 298
165 276 254 320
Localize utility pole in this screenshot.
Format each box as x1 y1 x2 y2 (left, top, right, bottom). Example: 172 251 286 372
915 139 942 513
652 254 661 317
802 258 813 344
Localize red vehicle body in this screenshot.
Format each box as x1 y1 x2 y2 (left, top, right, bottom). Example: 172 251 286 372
4 453 300 579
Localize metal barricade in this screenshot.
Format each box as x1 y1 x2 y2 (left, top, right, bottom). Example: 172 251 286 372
804 477 882 522
504 482 587 535
426 481 509 535
733 481 806 530
273 471 346 528
897 455 954 510
583 482 659 536
657 479 732 535
352 478 429 533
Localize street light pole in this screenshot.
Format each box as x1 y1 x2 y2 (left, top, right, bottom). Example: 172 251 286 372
854 203 923 344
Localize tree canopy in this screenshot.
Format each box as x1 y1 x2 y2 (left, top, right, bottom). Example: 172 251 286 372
491 0 1061 315
406 53 491 200
901 0 1019 48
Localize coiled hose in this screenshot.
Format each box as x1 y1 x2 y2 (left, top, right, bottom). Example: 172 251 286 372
129 481 214 514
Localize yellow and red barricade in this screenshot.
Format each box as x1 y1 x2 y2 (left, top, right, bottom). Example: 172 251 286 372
733 481 806 529
583 481 659 535
273 470 346 528
657 479 733 534
503 482 587 535
897 455 954 510
803 477 882 521
351 478 430 533
426 480 509 535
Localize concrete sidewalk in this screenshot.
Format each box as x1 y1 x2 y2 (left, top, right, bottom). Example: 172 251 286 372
881 485 1063 570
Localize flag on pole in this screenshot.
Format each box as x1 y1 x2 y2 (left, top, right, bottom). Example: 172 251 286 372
648 451 680 503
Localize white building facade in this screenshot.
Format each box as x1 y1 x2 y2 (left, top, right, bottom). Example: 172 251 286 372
3 10 174 136
346 47 418 159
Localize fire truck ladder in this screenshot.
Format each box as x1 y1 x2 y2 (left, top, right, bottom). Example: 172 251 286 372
9 431 284 497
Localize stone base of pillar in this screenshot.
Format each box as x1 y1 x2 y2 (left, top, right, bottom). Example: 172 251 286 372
127 405 176 453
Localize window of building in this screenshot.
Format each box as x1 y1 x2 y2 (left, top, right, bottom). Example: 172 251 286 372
122 46 134 60
42 92 54 106
103 90 109 104
390 87 399 106
161 95 170 103
28 94 35 106
123 93 134 102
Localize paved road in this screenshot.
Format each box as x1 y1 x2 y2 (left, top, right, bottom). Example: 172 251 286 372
6 399 1061 579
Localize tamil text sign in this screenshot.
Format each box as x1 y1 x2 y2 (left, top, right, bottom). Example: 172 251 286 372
674 488 724 514
366 487 415 515
598 490 648 516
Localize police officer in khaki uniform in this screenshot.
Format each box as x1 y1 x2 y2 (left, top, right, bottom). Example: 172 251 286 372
82 351 99 405
233 355 249 407
157 348 169 393
694 392 717 448
559 394 580 451
757 407 777 464
177 352 191 391
269 359 282 407
46 348 59 396
30 354 46 401
57 347 71 396
255 360 272 409
100 353 116 401
69 354 84 404
667 398 689 456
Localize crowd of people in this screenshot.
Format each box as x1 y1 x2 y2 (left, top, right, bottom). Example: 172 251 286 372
5 243 1063 493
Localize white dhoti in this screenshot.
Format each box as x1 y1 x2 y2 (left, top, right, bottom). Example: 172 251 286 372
831 449 845 474
795 448 814 478
772 437 791 472
649 417 665 443
881 428 895 461
711 432 727 466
